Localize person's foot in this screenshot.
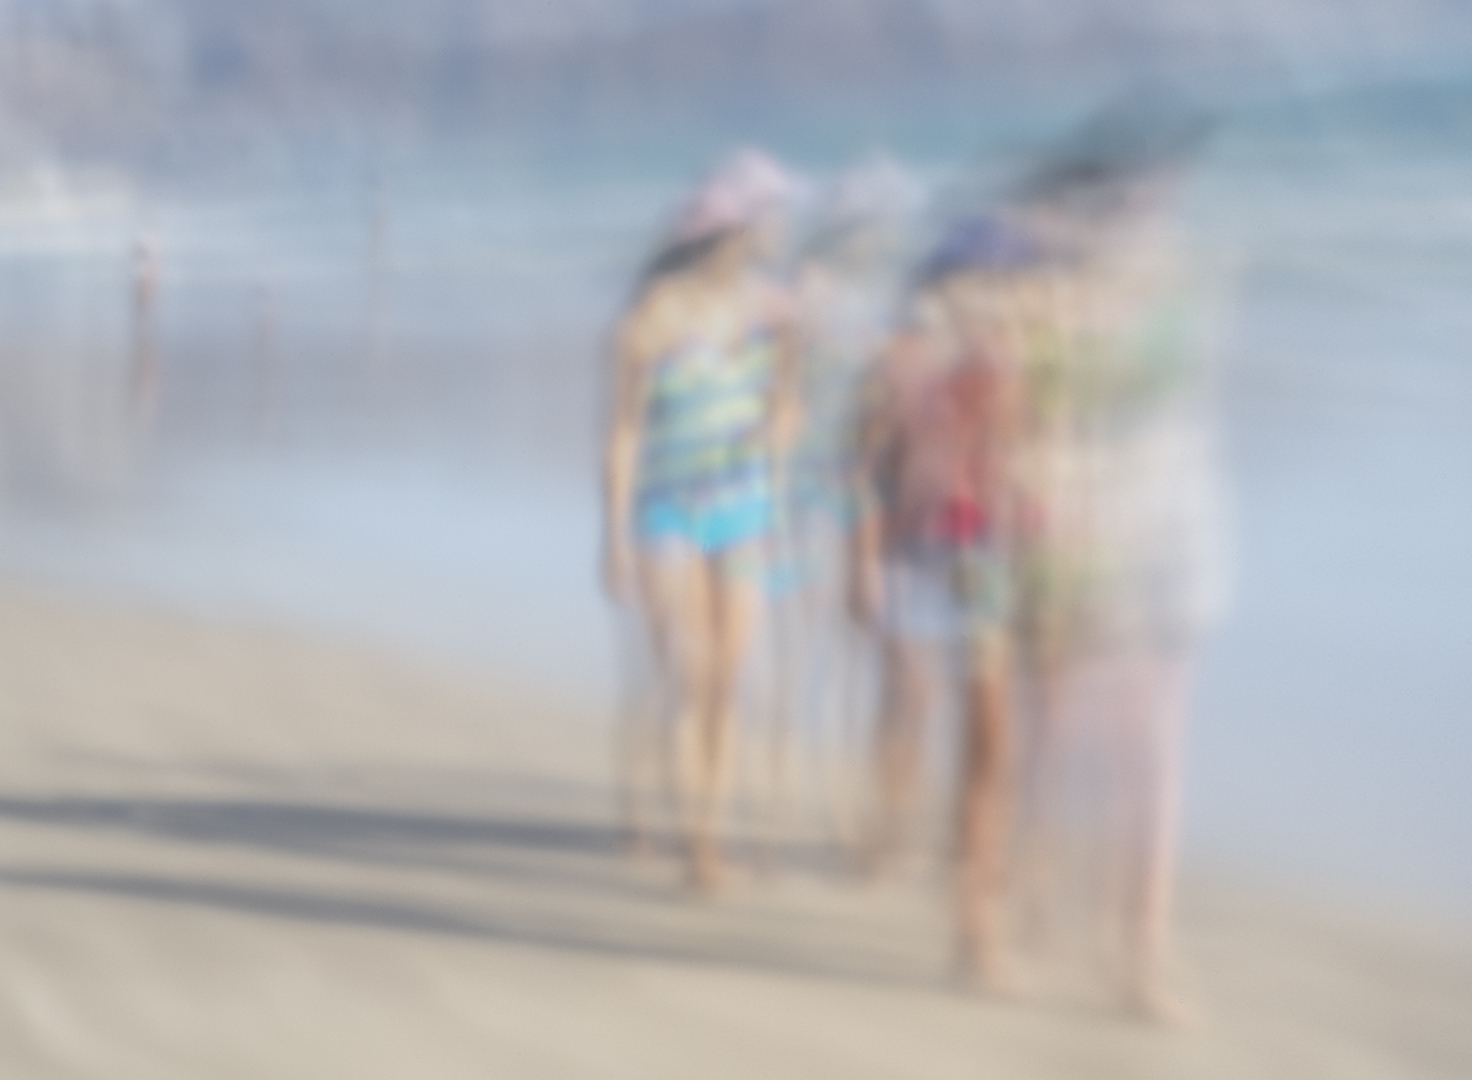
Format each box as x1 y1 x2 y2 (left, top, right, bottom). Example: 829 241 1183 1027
1122 977 1202 1029
952 937 1018 1000
685 839 727 896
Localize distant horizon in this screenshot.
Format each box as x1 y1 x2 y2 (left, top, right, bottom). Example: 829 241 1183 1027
2 0 1469 166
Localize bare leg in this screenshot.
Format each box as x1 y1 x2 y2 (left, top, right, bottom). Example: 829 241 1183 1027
638 547 715 886
828 615 872 853
1012 647 1071 947
955 629 1016 988
612 608 661 858
786 527 866 859
687 551 763 890
1111 645 1194 1022
753 570 799 876
864 636 936 878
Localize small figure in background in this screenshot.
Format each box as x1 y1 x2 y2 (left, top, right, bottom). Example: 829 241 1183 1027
129 228 162 436
250 278 279 439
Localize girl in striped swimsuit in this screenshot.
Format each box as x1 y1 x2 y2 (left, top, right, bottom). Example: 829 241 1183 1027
603 150 801 891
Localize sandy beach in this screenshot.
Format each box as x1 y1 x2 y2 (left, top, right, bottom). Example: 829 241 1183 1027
0 4 1469 1076
0 581 1464 1079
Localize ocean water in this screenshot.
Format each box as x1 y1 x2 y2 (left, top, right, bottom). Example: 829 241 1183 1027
0 80 1469 902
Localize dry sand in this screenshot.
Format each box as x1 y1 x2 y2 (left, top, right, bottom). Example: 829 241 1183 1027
0 581 1467 1079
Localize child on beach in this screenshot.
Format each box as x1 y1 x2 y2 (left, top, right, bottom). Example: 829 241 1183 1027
602 149 802 891
1005 103 1228 1020
780 155 921 849
847 217 1038 985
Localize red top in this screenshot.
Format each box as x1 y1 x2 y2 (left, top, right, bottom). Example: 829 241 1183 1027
869 332 1017 552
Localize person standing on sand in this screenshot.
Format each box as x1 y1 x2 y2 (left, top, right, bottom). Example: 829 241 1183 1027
602 149 802 892
847 218 1036 985
1006 103 1227 1021
1072 197 1225 1024
779 154 921 851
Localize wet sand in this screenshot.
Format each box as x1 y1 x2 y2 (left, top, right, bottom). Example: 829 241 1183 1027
0 581 1467 1078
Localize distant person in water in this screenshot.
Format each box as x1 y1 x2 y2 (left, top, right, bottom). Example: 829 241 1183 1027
603 149 802 891
848 218 1037 986
129 229 162 435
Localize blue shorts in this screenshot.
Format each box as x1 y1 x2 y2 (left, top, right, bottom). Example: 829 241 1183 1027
636 492 774 554
882 541 1011 643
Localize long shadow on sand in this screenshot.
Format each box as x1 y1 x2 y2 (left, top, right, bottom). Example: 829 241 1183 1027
0 792 690 908
0 794 626 859
0 865 932 990
0 788 846 894
0 793 938 992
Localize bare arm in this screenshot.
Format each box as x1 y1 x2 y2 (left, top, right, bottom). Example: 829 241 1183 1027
984 288 1036 548
602 308 652 603
765 286 804 461
846 341 903 627
995 359 1027 547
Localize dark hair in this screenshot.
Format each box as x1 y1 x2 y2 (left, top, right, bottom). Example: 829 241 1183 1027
639 229 733 285
915 216 1042 287
1012 93 1217 217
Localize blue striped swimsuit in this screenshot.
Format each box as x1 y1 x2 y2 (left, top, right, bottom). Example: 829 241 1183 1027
634 325 777 553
